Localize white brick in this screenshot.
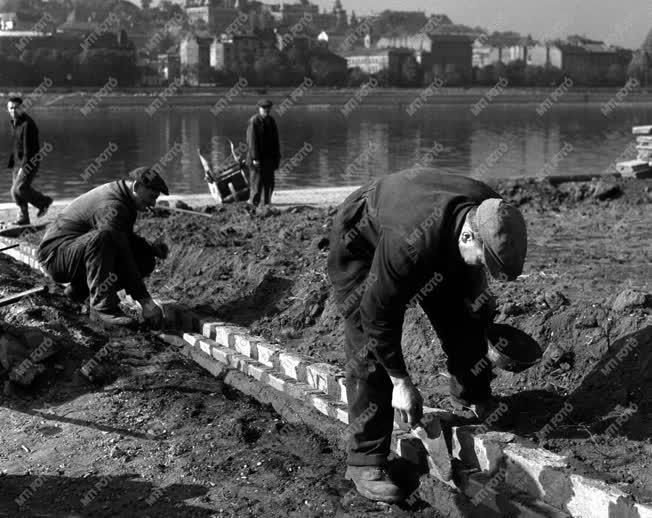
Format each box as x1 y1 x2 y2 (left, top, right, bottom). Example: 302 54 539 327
198 338 212 356
305 363 342 396
636 503 652 518
183 333 201 347
247 362 271 381
211 346 231 365
395 434 424 465
278 352 305 381
268 373 287 392
567 474 640 518
336 406 349 425
232 333 259 358
257 342 281 368
212 326 237 347
228 353 251 372
503 443 568 500
201 321 228 339
309 394 331 417
452 426 513 475
337 377 347 404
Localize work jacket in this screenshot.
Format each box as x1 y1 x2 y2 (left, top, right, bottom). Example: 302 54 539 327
8 113 40 174
330 168 501 377
245 114 281 169
37 180 155 301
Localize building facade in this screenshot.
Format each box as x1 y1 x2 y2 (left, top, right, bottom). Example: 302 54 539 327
185 0 246 33
210 32 276 71
423 34 473 83
180 33 213 84
343 47 414 81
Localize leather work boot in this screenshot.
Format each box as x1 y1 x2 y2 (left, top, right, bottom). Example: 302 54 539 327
12 218 30 226
344 465 406 503
37 197 54 218
90 307 136 329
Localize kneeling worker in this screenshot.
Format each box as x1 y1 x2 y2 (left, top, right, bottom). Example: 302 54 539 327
327 168 527 503
37 166 170 328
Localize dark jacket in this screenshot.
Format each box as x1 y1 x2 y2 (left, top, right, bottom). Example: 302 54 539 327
245 114 281 169
38 180 155 300
8 113 40 174
330 168 501 377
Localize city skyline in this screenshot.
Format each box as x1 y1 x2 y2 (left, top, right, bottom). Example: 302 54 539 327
146 0 651 50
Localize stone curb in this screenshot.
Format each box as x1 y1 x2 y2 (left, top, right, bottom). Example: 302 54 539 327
3 235 651 518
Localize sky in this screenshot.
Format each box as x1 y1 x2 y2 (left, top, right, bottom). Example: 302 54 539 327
143 0 651 50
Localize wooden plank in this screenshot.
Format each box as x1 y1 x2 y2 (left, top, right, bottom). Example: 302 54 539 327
0 286 48 307
546 173 619 186
636 136 652 144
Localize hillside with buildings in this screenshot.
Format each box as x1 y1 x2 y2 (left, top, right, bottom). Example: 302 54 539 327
0 0 648 87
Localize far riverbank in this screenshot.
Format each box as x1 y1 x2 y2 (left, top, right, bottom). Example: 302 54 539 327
3 86 652 110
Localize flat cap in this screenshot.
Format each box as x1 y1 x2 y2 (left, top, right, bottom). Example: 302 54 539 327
128 166 169 196
257 99 273 108
475 198 527 281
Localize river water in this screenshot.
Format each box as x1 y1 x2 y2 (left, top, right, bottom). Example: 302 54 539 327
1 102 651 202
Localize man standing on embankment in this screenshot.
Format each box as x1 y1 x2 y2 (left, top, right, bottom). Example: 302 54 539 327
37 167 169 329
327 168 528 503
246 99 281 209
7 96 52 225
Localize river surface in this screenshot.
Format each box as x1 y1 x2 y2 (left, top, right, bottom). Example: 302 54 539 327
1 102 651 203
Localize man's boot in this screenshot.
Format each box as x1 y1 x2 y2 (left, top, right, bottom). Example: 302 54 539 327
90 307 136 328
344 465 406 503
37 196 53 218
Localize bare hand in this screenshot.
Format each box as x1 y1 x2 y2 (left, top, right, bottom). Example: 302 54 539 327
390 376 423 426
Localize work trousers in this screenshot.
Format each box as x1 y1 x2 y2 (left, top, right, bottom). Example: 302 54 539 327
248 159 276 206
43 230 155 311
328 235 491 467
11 167 50 220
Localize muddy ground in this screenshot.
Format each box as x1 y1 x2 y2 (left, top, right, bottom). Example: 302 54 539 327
0 254 495 518
11 177 652 508
129 177 652 504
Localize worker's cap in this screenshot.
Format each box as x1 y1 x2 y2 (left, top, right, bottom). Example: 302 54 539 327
257 99 273 108
128 166 169 196
475 198 527 281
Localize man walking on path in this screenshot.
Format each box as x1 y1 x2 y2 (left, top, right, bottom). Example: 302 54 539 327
246 99 281 208
7 96 52 225
327 168 527 503
37 167 170 329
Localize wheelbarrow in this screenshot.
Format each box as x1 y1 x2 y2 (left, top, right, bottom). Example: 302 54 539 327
198 148 250 204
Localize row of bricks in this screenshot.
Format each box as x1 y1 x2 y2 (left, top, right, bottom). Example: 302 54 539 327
199 321 349 406
175 310 652 517
450 425 652 518
183 332 350 425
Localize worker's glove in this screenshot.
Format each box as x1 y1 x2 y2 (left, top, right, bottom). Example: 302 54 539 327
390 375 423 426
151 240 169 260
252 160 260 167
140 298 164 329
